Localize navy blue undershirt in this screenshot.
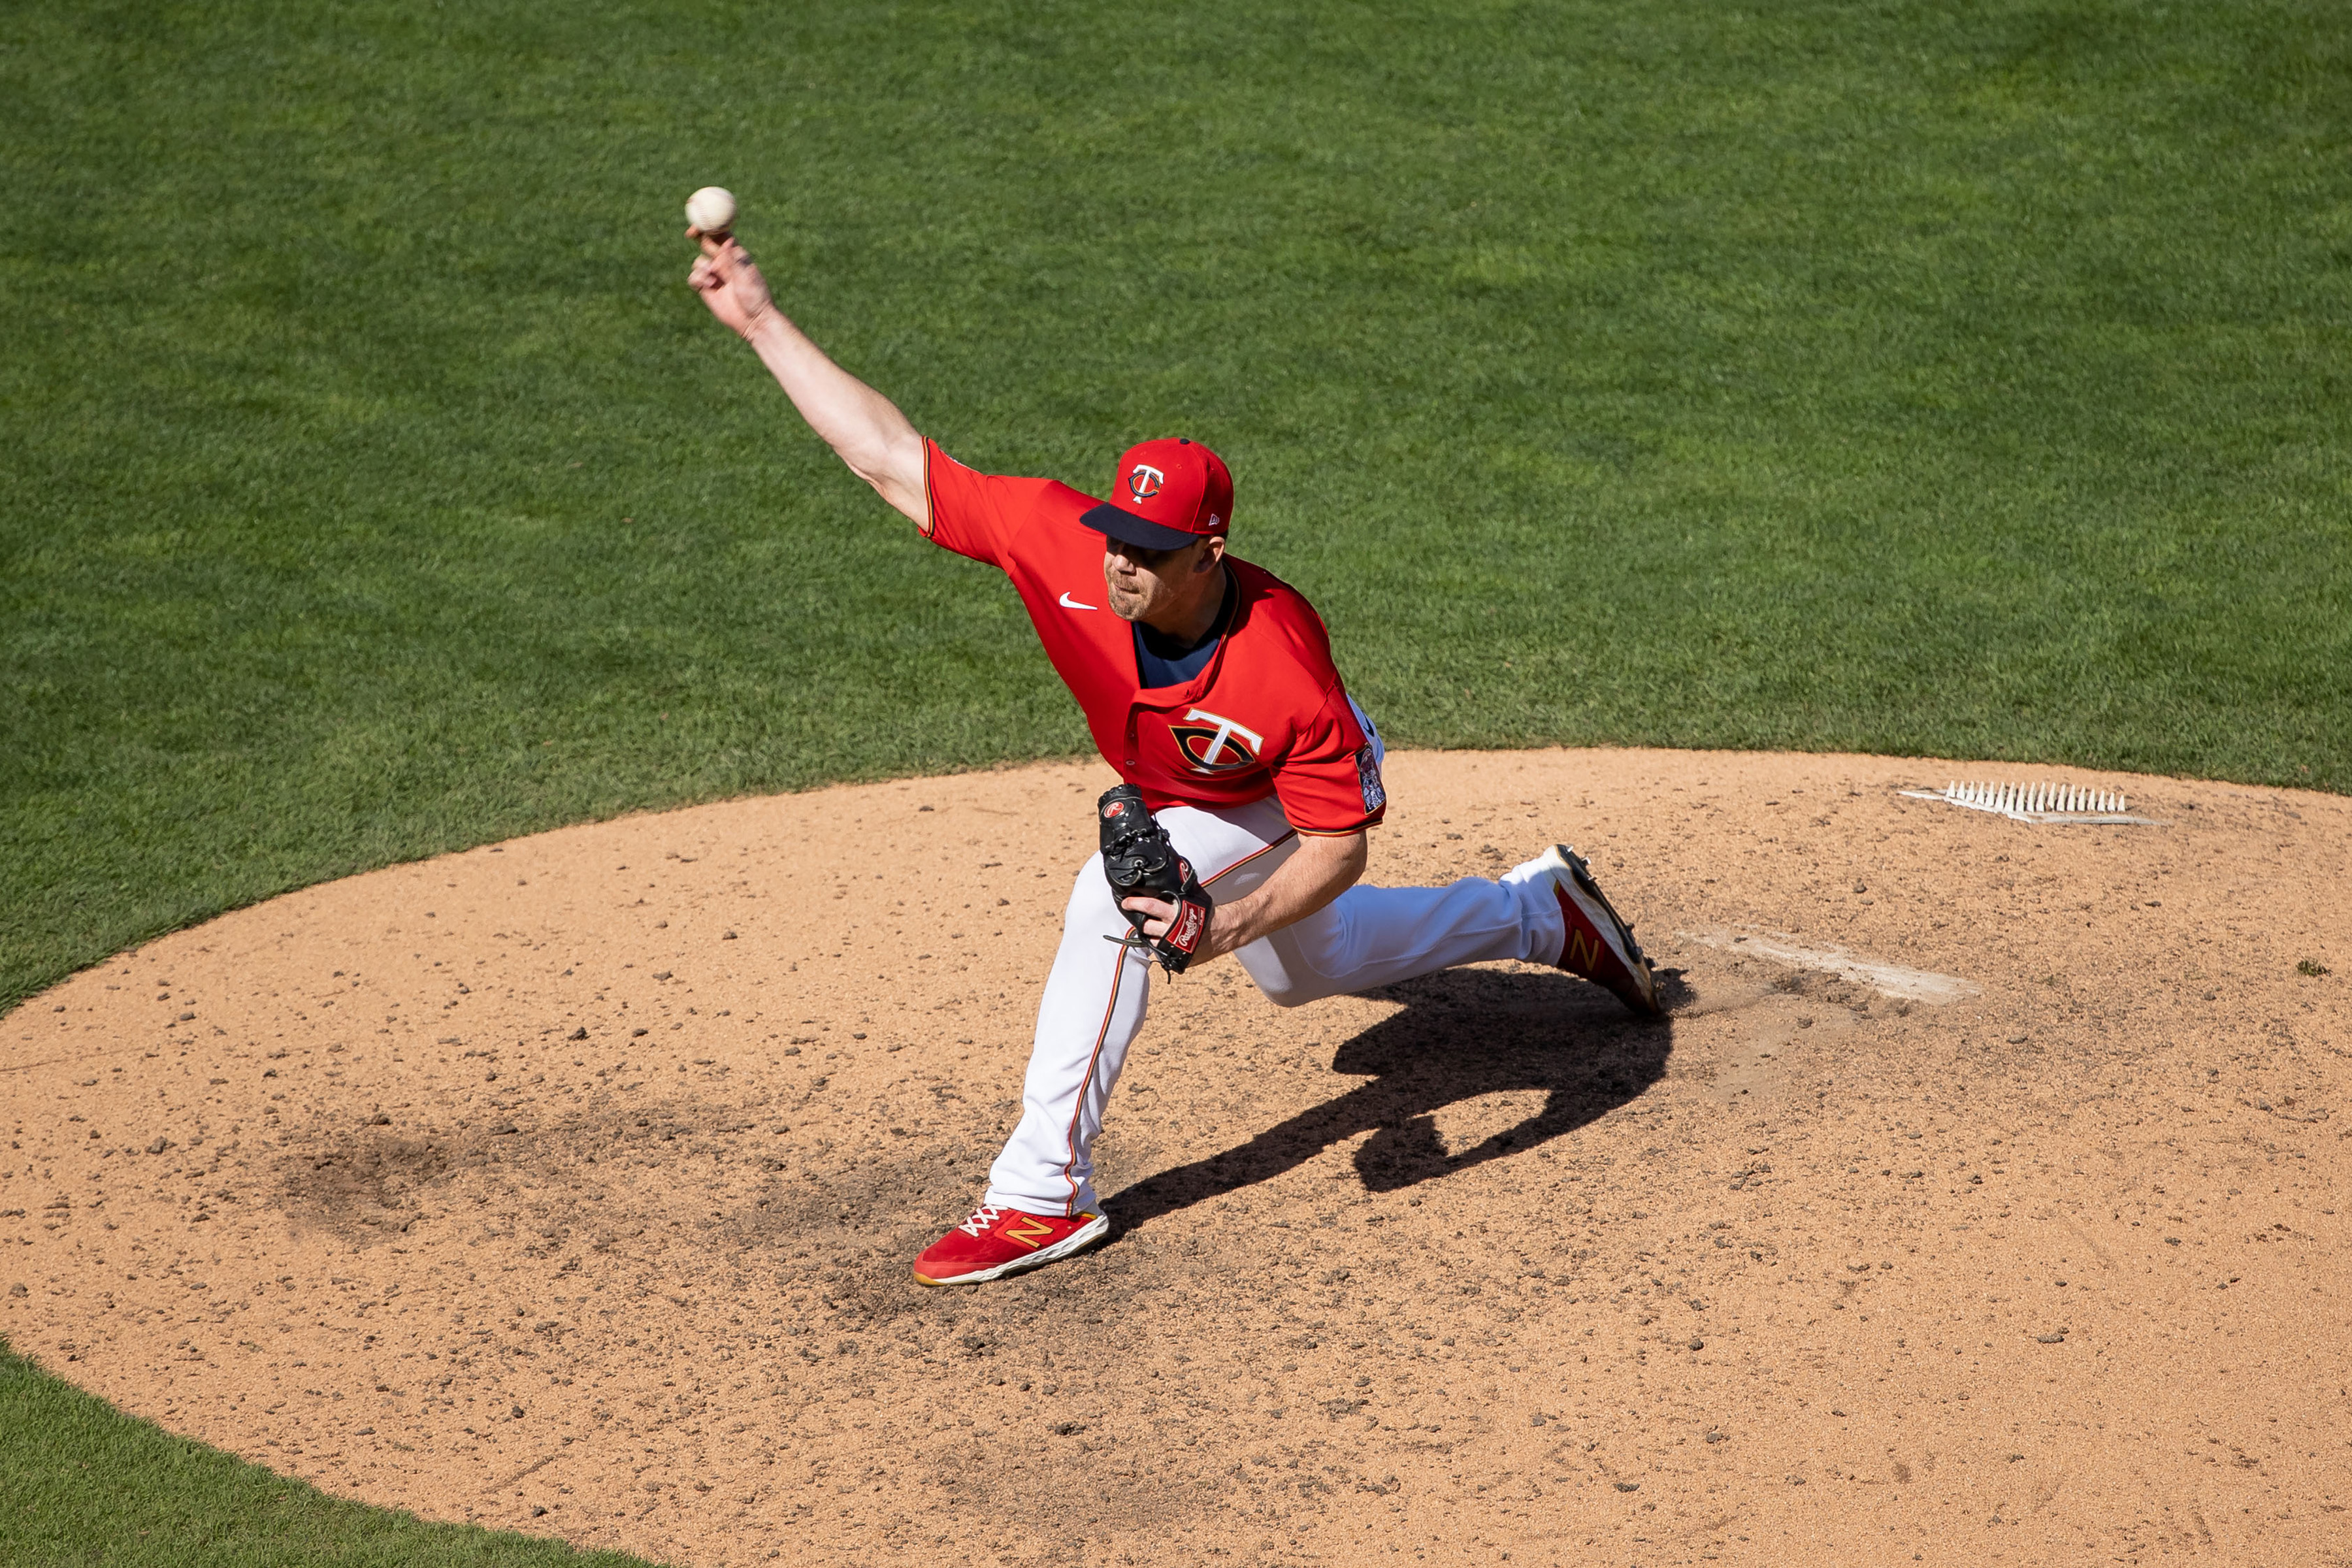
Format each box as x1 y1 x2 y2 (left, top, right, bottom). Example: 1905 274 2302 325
1134 572 1236 690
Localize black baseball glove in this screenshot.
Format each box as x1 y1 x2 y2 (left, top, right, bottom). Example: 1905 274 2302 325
1097 783 1214 975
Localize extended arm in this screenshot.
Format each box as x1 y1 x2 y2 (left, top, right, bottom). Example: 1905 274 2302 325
1124 830 1368 964
687 234 928 525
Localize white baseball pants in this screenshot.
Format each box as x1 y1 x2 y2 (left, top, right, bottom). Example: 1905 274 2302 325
983 794 1575 1218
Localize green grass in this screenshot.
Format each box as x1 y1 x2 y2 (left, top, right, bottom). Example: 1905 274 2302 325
1 2 2349 1551
0 1343 648 1566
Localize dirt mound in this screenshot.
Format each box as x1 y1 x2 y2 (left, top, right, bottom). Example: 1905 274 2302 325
3 749 2345 1566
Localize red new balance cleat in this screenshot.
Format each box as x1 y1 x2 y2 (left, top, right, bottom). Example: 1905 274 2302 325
1529 845 1661 1016
911 1203 1110 1287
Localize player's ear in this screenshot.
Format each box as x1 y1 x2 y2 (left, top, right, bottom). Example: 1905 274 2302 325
1197 536 1226 572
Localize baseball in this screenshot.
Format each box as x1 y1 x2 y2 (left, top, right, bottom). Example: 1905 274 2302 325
685 186 736 236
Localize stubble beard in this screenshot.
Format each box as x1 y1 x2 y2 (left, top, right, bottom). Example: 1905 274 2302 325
1103 569 1151 623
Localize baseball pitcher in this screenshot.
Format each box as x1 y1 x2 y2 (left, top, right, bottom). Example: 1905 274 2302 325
687 227 1661 1287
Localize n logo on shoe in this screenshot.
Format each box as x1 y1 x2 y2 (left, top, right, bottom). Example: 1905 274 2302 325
1554 887 1603 975
1001 1215 1054 1250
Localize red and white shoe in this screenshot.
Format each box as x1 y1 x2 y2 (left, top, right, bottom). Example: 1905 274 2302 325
911 1203 1110 1287
1527 845 1661 1016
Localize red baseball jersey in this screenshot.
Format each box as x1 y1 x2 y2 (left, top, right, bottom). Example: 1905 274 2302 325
921 440 1386 836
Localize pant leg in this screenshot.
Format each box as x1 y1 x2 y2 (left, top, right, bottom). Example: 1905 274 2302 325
1233 859 1569 1009
983 798 1296 1218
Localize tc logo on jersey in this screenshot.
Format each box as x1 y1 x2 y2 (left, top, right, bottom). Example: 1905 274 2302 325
1169 707 1264 774
1126 464 1166 502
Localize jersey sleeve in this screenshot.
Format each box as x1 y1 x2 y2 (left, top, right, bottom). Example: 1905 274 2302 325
921 439 1050 569
1271 680 1388 836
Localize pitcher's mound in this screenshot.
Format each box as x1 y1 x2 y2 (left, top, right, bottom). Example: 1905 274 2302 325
5 749 2346 1567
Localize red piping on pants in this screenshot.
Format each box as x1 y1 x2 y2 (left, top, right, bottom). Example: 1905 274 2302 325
1058 941 1130 1216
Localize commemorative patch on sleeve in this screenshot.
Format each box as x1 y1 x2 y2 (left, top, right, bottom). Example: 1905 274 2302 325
1356 743 1386 813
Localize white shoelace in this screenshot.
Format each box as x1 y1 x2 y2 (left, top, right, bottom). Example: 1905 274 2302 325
955 1204 1005 1239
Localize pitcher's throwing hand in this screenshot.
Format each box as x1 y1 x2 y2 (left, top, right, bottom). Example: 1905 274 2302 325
687 233 775 340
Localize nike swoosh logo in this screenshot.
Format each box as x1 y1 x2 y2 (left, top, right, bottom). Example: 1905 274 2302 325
1058 592 1098 611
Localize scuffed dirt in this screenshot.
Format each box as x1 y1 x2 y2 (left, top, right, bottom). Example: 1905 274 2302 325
3 749 2347 1567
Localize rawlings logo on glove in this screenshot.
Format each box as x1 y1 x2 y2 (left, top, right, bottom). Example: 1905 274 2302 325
1097 784 1214 975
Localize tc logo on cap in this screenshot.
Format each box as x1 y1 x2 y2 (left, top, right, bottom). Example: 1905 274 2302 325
1079 438 1234 549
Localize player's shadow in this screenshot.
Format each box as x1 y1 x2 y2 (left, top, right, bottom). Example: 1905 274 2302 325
1105 966 1678 1232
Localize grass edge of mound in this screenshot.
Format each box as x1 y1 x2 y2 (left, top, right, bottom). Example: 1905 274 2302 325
0 1339 660 1567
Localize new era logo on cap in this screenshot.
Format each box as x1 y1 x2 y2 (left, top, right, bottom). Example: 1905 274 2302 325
1081 438 1233 551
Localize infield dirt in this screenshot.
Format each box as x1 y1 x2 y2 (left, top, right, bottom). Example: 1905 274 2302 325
5 749 2346 1567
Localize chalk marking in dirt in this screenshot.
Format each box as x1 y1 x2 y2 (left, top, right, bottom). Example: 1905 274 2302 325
1674 928 1980 1004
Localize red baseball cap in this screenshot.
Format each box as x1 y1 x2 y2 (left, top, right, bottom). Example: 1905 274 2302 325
1079 437 1233 550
